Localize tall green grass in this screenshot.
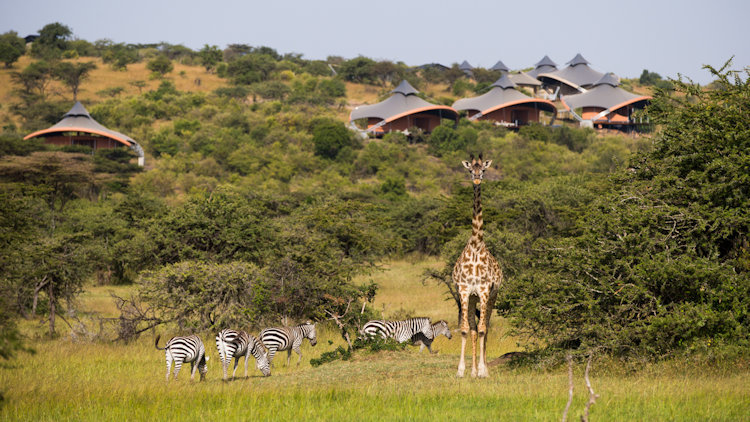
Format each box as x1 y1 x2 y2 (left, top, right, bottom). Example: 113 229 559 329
1 259 748 421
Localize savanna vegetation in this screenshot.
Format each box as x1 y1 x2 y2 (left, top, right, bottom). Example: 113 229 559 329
0 21 748 421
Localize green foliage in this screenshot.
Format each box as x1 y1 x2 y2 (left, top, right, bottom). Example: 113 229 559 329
226 53 277 85
338 56 377 84
137 260 271 330
30 22 72 59
312 119 359 159
0 31 26 68
198 44 223 72
53 61 97 100
499 61 750 358
146 55 173 76
100 41 139 70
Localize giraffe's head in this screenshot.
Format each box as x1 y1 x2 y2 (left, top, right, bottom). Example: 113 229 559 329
462 155 492 185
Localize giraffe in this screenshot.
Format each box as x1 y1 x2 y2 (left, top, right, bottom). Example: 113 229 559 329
453 155 503 378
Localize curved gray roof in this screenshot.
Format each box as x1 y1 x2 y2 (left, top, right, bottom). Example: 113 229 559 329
350 80 457 123
537 54 605 91
452 75 557 117
507 72 542 86
459 60 474 70
561 73 651 117
491 60 509 72
527 55 558 78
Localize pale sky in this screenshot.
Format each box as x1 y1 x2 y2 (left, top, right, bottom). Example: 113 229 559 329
1 0 748 85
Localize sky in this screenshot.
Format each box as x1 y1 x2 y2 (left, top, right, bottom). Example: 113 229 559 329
1 0 748 85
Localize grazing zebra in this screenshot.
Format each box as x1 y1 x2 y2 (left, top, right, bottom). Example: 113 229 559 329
411 320 452 353
391 317 434 343
260 321 317 366
154 334 209 381
216 328 270 379
359 320 397 340
361 318 434 344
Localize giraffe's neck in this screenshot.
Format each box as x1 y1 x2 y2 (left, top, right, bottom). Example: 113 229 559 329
471 183 483 246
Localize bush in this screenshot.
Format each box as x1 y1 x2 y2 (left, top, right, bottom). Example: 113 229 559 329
312 119 358 160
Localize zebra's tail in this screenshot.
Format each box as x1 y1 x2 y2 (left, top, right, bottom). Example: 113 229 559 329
154 334 166 350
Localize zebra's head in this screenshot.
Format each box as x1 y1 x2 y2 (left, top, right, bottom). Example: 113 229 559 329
198 354 209 381
256 352 271 377
304 321 317 346
434 320 452 339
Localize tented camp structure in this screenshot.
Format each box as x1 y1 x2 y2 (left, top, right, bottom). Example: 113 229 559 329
560 73 651 129
459 60 474 77
452 74 557 127
537 53 605 96
349 80 458 135
526 55 558 79
24 102 145 166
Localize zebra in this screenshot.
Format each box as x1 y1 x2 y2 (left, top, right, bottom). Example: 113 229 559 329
391 317 434 343
154 334 209 381
216 328 270 379
361 318 434 344
259 321 317 366
359 319 397 340
410 320 452 353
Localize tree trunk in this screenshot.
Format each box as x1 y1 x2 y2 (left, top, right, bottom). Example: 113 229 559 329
48 283 56 337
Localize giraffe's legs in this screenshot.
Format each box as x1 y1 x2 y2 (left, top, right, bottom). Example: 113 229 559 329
471 330 478 378
457 292 470 378
477 298 489 378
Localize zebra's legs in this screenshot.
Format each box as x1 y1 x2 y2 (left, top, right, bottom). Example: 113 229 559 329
293 346 303 365
190 359 198 380
243 353 250 378
266 347 277 366
173 360 183 380
232 356 240 380
165 352 173 381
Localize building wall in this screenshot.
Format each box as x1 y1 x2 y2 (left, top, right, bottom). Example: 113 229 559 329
39 135 122 150
384 113 446 133
481 105 541 125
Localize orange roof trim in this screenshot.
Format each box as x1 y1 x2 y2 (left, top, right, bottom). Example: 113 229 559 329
24 126 133 147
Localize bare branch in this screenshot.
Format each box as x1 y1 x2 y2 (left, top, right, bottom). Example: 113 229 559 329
581 354 600 422
562 353 574 422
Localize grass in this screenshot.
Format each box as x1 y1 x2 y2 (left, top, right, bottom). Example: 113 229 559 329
1 259 749 421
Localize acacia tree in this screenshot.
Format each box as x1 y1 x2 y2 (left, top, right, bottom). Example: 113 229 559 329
31 22 72 59
0 31 26 68
53 61 97 101
0 152 99 336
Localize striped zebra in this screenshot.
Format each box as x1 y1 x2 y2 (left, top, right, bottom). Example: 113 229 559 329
361 318 434 344
410 320 452 353
359 320 397 340
391 317 434 343
154 334 209 381
216 328 270 379
259 321 317 366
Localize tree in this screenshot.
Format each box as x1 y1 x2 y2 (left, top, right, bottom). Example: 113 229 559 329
198 44 222 72
312 119 357 159
0 31 26 68
0 152 99 336
11 60 53 101
226 53 276 84
338 56 376 84
147 55 173 76
31 22 72 59
53 61 97 101
498 61 750 357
